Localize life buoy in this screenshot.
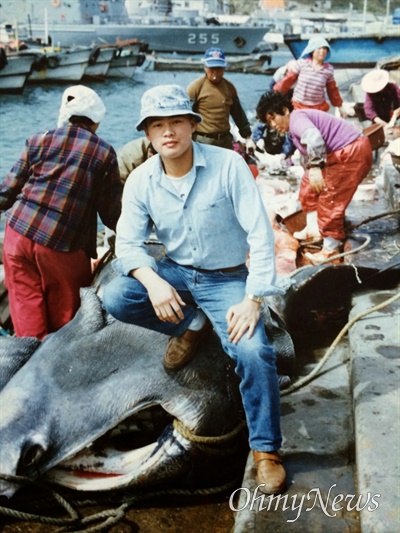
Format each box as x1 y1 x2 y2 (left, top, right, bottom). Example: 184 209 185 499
51 0 61 8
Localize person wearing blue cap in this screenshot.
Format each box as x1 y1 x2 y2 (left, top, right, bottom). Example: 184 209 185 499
103 84 287 495
187 47 256 153
273 35 346 117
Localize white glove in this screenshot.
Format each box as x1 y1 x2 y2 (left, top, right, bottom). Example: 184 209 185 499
256 138 265 151
245 138 256 155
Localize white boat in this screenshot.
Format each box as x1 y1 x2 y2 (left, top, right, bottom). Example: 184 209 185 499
83 46 115 80
106 39 147 78
284 24 400 68
145 52 272 73
0 50 36 94
26 46 93 83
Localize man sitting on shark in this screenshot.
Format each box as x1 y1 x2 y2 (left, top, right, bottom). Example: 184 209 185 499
103 84 287 495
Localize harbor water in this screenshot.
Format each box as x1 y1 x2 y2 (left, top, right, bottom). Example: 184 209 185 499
0 70 275 178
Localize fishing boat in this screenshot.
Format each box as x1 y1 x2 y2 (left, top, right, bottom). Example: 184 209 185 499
284 22 400 68
0 49 36 94
83 46 115 80
1 23 93 84
0 0 268 56
25 45 93 83
145 51 272 73
83 38 147 80
103 38 148 78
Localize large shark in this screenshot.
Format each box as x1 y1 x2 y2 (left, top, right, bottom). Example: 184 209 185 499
0 283 294 499
2 260 396 500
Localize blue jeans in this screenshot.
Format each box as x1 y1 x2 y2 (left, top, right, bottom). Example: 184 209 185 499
102 257 282 452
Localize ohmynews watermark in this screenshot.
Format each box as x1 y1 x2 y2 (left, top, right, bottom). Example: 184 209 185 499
229 484 380 523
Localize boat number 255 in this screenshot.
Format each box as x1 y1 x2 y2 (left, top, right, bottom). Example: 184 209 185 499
188 33 220 45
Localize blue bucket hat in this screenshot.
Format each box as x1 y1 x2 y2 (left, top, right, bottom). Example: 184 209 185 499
300 36 331 60
203 47 227 68
136 84 203 131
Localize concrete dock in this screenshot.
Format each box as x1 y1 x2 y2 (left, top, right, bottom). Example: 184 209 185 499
233 160 400 532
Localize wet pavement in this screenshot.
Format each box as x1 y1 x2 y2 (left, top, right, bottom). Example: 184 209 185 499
232 156 400 533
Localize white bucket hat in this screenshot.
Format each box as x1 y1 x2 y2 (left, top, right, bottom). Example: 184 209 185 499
136 84 202 131
57 85 106 128
361 69 390 94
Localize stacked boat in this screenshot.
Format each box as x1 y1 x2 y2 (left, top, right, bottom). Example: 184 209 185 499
0 47 36 94
0 37 148 94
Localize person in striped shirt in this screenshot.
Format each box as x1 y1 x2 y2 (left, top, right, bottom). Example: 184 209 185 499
0 85 123 339
273 35 346 117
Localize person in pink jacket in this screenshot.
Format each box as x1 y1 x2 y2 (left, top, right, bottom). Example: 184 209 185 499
256 91 373 265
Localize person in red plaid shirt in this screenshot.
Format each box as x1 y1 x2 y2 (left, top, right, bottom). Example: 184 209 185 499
0 85 122 339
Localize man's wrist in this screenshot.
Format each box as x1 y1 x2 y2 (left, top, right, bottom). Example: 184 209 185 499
246 294 264 303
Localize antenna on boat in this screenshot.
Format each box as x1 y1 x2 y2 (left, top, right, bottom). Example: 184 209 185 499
44 8 50 49
14 19 19 53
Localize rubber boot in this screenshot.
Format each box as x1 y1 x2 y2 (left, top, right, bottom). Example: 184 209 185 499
293 211 321 240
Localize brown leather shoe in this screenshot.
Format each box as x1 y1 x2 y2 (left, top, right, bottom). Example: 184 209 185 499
163 319 212 371
253 451 287 495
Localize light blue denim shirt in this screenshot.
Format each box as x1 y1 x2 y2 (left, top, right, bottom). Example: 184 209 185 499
113 142 283 296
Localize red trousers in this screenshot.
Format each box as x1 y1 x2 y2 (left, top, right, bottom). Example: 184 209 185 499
293 100 330 112
298 136 373 240
3 225 92 339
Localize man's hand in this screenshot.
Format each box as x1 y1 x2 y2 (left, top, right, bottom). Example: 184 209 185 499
226 298 261 344
308 166 325 193
132 267 185 324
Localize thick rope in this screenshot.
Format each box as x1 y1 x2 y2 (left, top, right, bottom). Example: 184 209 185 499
0 474 79 525
173 419 247 455
173 418 246 444
281 290 400 396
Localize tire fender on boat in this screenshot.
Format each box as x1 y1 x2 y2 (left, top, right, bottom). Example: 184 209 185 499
136 54 146 67
47 55 60 69
31 54 48 71
89 47 100 65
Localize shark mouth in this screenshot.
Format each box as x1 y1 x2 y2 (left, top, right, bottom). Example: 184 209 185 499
43 405 244 492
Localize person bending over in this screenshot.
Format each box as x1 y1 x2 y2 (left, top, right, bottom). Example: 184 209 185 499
256 91 373 265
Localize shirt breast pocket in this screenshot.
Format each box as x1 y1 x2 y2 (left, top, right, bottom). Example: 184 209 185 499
197 196 234 239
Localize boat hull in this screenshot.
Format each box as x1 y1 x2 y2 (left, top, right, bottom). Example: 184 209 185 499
146 53 271 73
106 43 146 78
27 48 92 83
28 23 267 55
284 33 400 68
84 47 115 80
0 53 36 94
